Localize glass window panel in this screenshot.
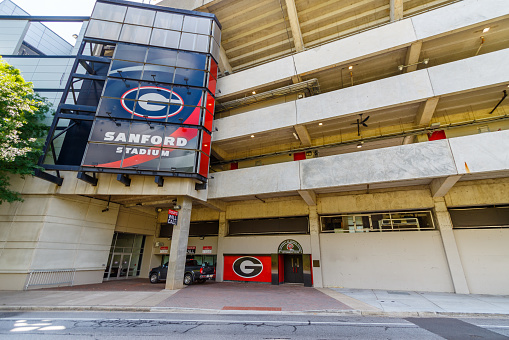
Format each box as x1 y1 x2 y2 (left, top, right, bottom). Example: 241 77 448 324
150 28 181 49
91 2 127 22
201 130 211 155
159 149 196 173
113 43 148 62
97 97 133 119
85 19 122 41
207 72 217 95
176 51 207 70
163 125 200 149
179 32 209 53
102 78 139 100
154 11 183 31
212 21 221 44
125 7 156 26
204 92 215 113
108 60 144 80
146 47 178 67
203 111 213 132
121 145 161 170
174 67 206 87
142 64 175 84
166 106 202 126
82 143 124 168
198 152 209 177
127 121 165 146
119 24 152 45
210 39 220 62
133 99 170 121
182 16 211 35
89 118 129 142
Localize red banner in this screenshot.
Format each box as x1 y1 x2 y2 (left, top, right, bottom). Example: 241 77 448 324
223 255 272 283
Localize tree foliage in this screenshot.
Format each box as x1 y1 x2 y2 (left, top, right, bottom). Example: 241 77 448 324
0 57 49 203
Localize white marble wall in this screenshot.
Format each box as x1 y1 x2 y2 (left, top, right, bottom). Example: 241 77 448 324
207 132 509 199
448 129 509 175
300 140 457 190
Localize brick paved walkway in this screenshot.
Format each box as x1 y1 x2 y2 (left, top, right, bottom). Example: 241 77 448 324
156 281 353 312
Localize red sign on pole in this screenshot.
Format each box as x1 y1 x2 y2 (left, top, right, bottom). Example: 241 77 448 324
203 246 212 254
160 246 168 254
167 209 179 225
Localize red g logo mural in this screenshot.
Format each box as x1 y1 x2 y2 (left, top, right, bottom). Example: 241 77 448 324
223 255 272 283
232 257 263 278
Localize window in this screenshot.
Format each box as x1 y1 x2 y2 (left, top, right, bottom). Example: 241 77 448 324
86 20 122 41
182 16 211 35
124 7 156 27
119 24 152 45
91 2 127 22
321 210 435 233
228 216 309 236
449 206 509 229
179 33 209 53
154 11 183 31
150 28 181 49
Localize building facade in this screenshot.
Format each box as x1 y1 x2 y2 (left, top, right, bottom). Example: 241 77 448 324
1 0 508 294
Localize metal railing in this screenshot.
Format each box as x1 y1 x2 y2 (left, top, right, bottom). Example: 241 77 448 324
24 269 76 290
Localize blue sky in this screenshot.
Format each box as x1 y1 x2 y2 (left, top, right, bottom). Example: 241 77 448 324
11 0 162 45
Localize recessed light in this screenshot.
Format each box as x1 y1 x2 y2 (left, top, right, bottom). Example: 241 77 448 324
250 135 255 138
252 91 256 94
357 143 363 149
483 27 490 33
348 65 353 70
318 122 323 126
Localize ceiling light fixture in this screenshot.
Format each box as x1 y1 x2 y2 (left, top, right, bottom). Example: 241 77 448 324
250 135 255 138
483 27 490 33
292 132 299 140
318 122 323 126
357 142 364 149
348 65 353 70
398 58 429 71
252 91 256 94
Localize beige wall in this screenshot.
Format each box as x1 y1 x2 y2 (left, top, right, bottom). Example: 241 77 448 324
221 235 311 255
319 231 454 292
0 195 119 290
454 229 509 295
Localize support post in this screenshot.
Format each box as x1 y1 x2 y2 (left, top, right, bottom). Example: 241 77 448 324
433 197 470 294
165 196 193 290
215 211 227 282
390 0 404 21
309 206 323 288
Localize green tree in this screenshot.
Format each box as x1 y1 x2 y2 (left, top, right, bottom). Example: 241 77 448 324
0 57 49 203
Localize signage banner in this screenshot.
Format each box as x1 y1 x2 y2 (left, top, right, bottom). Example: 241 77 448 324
167 209 179 225
223 255 272 283
278 239 303 254
160 246 168 254
202 246 212 254
187 246 196 254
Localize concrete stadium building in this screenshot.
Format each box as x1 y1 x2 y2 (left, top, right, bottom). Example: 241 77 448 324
0 0 508 294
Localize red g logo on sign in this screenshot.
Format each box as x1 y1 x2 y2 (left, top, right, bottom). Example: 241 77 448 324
287 243 294 250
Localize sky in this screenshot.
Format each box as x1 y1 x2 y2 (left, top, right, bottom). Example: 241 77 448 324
10 0 162 45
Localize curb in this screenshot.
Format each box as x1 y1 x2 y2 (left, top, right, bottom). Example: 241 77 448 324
0 306 508 318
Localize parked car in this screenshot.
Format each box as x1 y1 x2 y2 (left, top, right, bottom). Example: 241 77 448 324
149 259 215 285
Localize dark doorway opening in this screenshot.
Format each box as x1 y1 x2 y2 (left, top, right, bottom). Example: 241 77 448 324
283 255 304 284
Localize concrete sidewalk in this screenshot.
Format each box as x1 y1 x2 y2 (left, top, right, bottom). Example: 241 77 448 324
0 280 508 317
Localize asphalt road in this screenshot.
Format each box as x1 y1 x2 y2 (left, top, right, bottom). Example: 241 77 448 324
0 311 508 339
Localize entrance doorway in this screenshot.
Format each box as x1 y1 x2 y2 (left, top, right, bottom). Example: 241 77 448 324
107 253 132 279
283 255 304 283
104 232 146 280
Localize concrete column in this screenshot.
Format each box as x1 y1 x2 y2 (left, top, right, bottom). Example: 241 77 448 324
390 0 404 21
434 197 470 294
309 206 323 288
165 196 193 290
215 211 227 282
